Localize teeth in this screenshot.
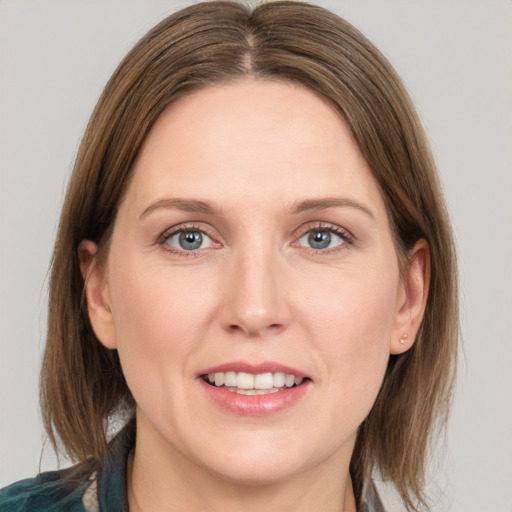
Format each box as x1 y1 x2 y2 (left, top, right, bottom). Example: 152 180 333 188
224 371 237 387
254 372 273 389
237 372 254 389
205 371 304 391
214 373 224 387
233 388 281 395
273 372 285 387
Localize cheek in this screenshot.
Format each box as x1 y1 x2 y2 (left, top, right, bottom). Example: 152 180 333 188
111 262 211 347
302 264 398 342
299 265 398 397
107 262 216 404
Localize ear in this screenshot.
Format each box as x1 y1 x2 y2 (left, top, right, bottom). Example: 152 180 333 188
390 239 430 355
78 240 117 349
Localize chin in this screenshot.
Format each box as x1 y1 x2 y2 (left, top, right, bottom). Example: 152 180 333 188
204 454 308 487
188 431 342 488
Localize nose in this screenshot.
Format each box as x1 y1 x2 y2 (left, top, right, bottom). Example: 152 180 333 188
219 244 289 337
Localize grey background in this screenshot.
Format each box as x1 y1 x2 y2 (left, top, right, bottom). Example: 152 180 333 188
1 1 511 511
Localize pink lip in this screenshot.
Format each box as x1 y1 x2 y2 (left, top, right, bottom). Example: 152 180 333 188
199 360 308 379
198 378 310 416
197 360 310 416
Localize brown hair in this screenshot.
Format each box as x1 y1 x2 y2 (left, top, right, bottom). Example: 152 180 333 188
40 1 458 509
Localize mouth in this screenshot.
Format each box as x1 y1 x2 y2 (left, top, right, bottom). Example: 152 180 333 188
198 363 311 415
201 371 307 396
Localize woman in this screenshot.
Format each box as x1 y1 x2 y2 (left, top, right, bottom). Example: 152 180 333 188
0 1 458 511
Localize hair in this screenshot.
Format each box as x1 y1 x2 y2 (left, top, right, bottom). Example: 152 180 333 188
40 1 458 510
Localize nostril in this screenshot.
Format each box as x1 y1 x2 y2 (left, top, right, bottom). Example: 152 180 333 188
227 322 283 337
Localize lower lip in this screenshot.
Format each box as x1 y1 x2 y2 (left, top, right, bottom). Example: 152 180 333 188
198 379 310 416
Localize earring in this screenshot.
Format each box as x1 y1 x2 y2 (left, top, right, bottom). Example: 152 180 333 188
399 334 408 345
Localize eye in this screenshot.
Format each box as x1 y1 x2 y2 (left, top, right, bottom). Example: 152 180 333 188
298 228 346 251
164 229 214 252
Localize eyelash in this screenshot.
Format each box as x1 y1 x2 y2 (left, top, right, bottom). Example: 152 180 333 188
157 222 354 256
157 223 219 257
294 222 354 254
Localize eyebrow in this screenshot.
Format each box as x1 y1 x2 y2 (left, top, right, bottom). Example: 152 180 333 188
139 196 374 220
290 197 374 218
139 198 223 219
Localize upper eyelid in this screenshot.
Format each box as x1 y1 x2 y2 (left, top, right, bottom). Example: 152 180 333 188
158 223 216 242
294 221 354 241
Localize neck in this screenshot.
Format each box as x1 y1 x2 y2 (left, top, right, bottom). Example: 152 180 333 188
127 416 357 512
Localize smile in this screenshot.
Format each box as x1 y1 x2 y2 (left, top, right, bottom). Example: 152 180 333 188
198 362 310 415
203 371 304 395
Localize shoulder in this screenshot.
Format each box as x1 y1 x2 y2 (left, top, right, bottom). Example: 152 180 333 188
0 470 90 512
0 419 134 512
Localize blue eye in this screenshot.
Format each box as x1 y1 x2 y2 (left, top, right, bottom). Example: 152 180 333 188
165 230 213 251
299 229 345 250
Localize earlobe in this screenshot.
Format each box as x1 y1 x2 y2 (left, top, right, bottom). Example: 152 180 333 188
78 240 117 349
390 239 430 355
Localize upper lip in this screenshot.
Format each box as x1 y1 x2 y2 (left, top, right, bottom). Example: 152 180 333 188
199 360 309 379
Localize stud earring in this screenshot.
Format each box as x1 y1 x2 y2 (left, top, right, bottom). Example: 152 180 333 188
399 334 408 345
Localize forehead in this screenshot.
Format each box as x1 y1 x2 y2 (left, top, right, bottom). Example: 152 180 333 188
123 79 387 217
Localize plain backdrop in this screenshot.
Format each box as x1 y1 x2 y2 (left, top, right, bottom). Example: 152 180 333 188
1 1 511 511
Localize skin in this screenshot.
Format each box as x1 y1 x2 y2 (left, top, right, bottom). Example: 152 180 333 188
80 80 429 512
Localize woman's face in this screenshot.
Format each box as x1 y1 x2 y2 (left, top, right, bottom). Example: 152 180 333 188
84 80 424 485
